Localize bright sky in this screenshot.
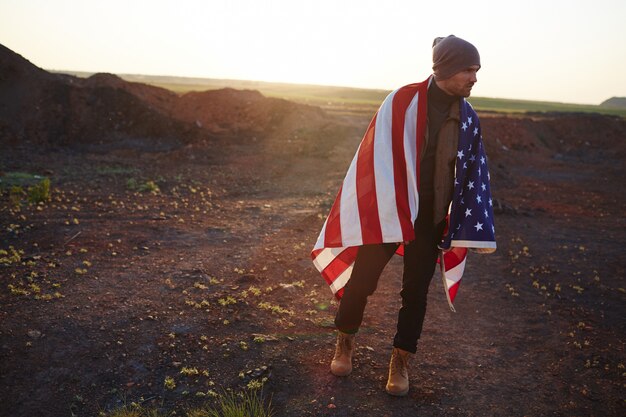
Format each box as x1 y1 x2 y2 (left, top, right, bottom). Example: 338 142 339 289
1 0 625 105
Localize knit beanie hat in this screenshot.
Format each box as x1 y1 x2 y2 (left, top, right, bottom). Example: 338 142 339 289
432 35 481 80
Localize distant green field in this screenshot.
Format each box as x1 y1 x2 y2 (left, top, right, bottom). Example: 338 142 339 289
60 71 626 118
468 96 626 117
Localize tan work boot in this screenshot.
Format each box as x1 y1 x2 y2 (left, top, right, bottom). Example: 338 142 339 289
330 331 355 376
385 347 411 396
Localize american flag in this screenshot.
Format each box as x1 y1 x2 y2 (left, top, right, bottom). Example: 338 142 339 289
438 98 496 309
311 76 496 311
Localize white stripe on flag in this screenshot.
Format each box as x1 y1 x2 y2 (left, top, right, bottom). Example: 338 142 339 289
312 247 347 272
340 148 363 245
403 92 421 222
329 264 354 294
451 240 497 249
444 257 466 288
313 217 328 251
374 90 402 241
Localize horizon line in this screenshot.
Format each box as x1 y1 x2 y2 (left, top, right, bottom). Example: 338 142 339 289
47 68 618 108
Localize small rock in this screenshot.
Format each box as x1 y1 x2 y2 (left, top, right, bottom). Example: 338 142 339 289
27 330 41 339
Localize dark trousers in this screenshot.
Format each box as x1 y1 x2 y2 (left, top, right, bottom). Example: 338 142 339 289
334 200 445 354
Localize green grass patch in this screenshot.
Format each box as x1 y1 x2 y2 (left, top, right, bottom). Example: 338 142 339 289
469 96 626 117
126 178 160 194
0 172 47 189
186 389 273 417
99 403 165 417
27 178 51 204
1 173 51 207
100 388 273 417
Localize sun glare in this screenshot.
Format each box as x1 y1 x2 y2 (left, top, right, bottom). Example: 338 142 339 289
0 0 625 103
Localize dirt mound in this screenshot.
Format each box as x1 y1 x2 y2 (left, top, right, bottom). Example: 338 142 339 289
175 88 284 134
477 112 626 189
83 72 177 114
0 46 194 149
482 112 625 155
0 44 326 152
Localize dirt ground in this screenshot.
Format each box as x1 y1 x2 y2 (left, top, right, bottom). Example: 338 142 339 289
1 50 625 416
1 105 625 417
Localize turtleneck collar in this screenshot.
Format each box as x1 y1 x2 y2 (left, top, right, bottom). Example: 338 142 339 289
428 79 459 111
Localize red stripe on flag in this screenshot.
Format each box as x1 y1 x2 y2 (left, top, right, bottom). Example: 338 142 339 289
443 247 468 271
319 246 359 287
447 280 460 302
324 185 343 247
391 85 419 241
356 115 383 244
415 82 428 190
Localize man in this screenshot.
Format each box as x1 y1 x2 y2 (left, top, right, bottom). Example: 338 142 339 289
311 35 496 396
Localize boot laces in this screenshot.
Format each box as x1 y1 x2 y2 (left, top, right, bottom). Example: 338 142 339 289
334 334 353 358
390 350 408 377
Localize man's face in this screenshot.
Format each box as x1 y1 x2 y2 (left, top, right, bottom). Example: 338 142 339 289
437 65 480 97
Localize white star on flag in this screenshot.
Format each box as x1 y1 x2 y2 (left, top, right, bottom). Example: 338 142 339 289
474 222 483 231
476 195 482 204
457 150 464 159
481 183 486 191
468 116 473 125
465 208 472 217
467 181 474 190
473 127 478 136
461 122 468 131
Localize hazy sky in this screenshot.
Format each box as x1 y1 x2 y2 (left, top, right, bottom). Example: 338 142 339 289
1 0 625 105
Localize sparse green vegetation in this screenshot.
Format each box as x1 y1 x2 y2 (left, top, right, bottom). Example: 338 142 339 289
0 172 46 188
218 296 237 306
185 389 273 417
1 173 51 206
100 403 166 417
257 302 294 316
0 247 22 265
9 185 24 208
469 96 626 117
100 388 273 417
163 376 176 390
27 177 51 204
127 178 161 194
139 181 160 194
